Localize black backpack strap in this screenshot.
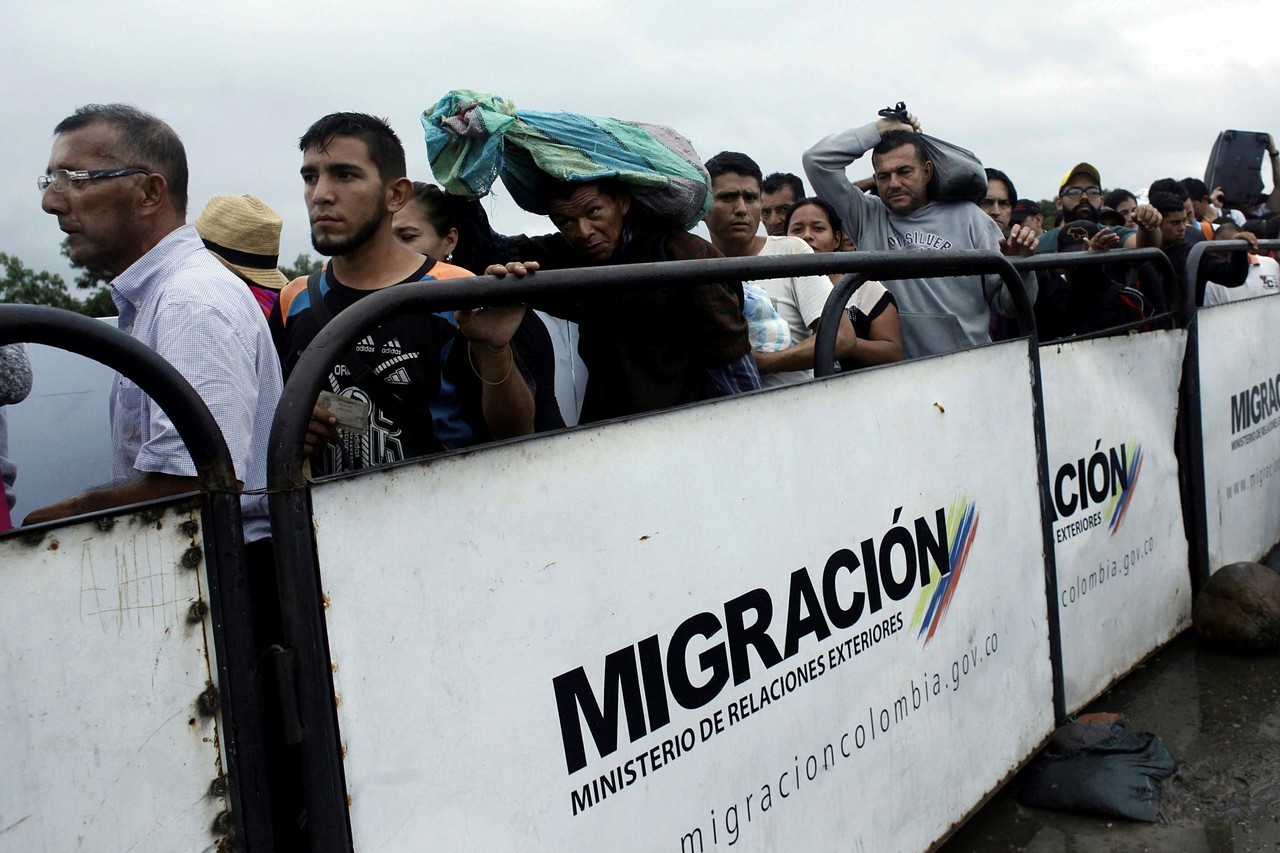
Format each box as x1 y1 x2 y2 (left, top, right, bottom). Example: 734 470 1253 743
306 269 336 328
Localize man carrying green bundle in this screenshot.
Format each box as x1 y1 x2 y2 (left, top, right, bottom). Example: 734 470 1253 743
425 91 759 424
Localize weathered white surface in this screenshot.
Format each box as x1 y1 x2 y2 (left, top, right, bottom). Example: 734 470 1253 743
1198 297 1280 569
312 341 1055 853
0 502 228 851
1040 332 1192 714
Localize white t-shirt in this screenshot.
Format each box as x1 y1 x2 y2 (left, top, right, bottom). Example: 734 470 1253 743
1204 255 1280 306
753 236 834 387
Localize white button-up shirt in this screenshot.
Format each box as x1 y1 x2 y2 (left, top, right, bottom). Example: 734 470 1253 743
110 224 282 542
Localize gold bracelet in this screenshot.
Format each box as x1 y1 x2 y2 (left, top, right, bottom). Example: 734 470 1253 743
468 342 515 386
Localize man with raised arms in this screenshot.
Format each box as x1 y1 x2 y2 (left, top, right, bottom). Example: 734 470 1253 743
803 109 1038 358
1037 163 1161 253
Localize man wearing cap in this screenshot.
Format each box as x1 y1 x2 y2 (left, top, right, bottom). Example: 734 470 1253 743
196 194 289 318
1035 221 1155 339
803 109 1039 358
1036 163 1162 253
1012 199 1044 236
26 104 282 553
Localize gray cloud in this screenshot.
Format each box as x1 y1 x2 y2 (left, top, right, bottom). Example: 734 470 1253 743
6 0 1277 282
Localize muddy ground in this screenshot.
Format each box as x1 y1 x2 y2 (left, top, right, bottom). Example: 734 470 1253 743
942 626 1280 851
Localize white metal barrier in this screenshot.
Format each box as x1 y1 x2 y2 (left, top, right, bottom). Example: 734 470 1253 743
1195 294 1280 570
308 341 1055 852
11 245 1280 851
0 502 230 851
1039 331 1192 713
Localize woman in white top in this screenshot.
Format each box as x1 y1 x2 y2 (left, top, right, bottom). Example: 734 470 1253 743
786 198 903 369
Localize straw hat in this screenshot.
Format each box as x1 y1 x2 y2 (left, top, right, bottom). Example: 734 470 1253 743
195 195 288 290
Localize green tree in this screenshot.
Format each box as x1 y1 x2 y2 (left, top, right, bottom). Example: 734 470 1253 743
1 251 118 316
0 252 80 311
280 253 323 281
1038 199 1059 230
78 287 117 317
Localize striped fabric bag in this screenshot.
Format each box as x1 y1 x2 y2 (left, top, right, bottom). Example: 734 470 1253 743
424 89 712 229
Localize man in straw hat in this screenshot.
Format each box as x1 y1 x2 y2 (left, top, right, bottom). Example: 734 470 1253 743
195 194 289 318
26 104 282 555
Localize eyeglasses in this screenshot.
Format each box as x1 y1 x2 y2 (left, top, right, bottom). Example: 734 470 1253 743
1060 186 1103 200
37 168 149 192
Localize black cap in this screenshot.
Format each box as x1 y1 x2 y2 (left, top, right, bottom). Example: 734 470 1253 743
1097 206 1126 227
1057 220 1101 253
1011 198 1042 225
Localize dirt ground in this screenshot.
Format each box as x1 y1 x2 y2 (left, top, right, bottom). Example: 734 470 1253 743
942 604 1280 852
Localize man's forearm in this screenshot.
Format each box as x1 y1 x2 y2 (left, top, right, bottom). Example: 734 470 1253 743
1134 226 1160 249
802 124 881 220
755 315 856 373
474 343 536 439
24 473 202 526
754 337 820 374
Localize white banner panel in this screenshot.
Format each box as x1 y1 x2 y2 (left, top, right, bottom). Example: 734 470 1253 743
0 503 229 851
311 342 1055 852
1039 332 1191 714
1198 296 1280 569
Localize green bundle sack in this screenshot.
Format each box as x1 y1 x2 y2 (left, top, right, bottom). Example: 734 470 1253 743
424 89 711 230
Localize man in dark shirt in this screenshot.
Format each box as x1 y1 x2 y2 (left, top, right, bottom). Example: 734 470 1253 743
269 112 532 474
1145 191 1249 307
491 179 759 424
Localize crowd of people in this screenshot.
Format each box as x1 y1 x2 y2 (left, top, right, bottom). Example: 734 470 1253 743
2 99 1276 842
3 101 1279 541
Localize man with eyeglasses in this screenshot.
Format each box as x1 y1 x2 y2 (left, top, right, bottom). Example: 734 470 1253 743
25 104 282 559
1036 163 1161 253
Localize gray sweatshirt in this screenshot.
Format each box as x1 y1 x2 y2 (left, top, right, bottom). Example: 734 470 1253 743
803 123 1037 359
1 344 33 511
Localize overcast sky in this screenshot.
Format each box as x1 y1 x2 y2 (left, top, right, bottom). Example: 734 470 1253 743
5 0 1279 281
